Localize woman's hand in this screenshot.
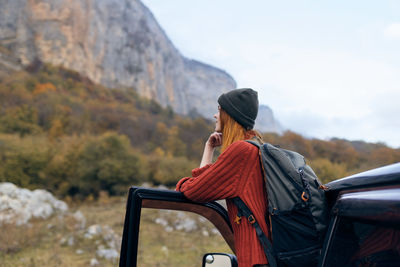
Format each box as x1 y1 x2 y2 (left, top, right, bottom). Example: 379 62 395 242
206 132 222 148
200 132 222 168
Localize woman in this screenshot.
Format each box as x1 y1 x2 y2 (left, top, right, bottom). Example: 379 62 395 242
176 88 270 267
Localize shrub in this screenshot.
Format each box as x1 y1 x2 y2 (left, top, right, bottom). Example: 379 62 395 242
149 156 197 187
48 132 143 198
0 133 146 199
0 105 42 136
0 134 51 189
309 158 348 184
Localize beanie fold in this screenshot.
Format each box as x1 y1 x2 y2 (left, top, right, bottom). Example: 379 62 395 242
218 88 259 130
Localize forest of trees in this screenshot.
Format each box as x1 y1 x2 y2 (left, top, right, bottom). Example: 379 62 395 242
0 63 399 199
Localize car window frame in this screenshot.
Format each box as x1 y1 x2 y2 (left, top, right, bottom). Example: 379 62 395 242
318 185 400 267
119 187 235 267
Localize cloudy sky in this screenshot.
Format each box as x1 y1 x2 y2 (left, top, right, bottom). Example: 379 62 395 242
142 0 400 148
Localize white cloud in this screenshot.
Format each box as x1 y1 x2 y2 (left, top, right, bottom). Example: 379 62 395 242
384 23 400 39
228 44 400 148
142 0 400 147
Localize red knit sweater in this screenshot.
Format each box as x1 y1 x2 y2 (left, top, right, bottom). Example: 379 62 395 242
176 140 269 267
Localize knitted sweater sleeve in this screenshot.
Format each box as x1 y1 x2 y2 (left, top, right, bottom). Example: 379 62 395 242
191 164 212 177
176 141 251 202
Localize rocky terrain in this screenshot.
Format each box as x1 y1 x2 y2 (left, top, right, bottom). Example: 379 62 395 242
0 0 281 129
0 182 228 266
0 182 121 265
0 182 68 225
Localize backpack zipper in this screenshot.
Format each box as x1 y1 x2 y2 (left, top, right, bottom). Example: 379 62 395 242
299 167 311 201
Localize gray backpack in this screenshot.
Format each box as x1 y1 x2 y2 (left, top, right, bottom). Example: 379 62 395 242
232 139 329 267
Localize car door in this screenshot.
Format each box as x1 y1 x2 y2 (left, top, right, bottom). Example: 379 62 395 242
119 187 235 267
320 163 400 267
120 164 400 267
319 186 400 266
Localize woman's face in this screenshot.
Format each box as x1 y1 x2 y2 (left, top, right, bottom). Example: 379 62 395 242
214 106 222 132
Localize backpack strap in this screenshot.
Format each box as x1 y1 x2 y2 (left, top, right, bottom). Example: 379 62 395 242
232 197 277 267
246 137 263 148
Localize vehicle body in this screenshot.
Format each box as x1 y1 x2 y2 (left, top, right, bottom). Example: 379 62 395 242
119 163 400 266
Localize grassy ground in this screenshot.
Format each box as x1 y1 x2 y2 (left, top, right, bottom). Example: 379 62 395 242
138 209 232 266
0 195 231 267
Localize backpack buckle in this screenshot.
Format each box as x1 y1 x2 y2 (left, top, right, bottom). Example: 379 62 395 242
301 191 309 202
234 216 241 224
319 184 329 190
248 215 256 224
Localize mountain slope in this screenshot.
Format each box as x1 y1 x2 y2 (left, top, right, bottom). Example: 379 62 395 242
0 0 283 129
0 0 235 119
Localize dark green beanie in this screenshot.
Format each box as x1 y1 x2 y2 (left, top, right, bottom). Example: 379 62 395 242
218 88 259 130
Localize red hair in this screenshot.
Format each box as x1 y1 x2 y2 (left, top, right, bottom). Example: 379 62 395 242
220 109 261 152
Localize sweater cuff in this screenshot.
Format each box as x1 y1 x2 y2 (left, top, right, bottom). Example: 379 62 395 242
192 164 212 177
175 177 191 191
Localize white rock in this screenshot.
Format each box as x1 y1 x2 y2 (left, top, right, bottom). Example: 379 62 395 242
88 224 102 235
202 230 209 237
32 189 54 202
155 217 168 227
60 237 67 245
140 182 152 188
53 200 68 213
68 236 75 246
161 246 168 256
175 218 197 232
156 185 169 190
28 201 53 219
17 188 33 203
0 183 68 225
6 197 23 211
90 258 100 266
102 226 120 250
176 211 186 219
211 228 220 235
76 249 84 254
96 248 119 261
84 233 92 239
73 210 86 230
0 213 13 224
0 183 17 196
85 224 102 239
198 217 207 223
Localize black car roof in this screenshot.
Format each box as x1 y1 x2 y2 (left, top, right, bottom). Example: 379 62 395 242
325 163 400 192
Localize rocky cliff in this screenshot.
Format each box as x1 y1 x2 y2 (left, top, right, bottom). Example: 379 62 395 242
255 105 284 134
0 0 236 118
0 0 281 130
